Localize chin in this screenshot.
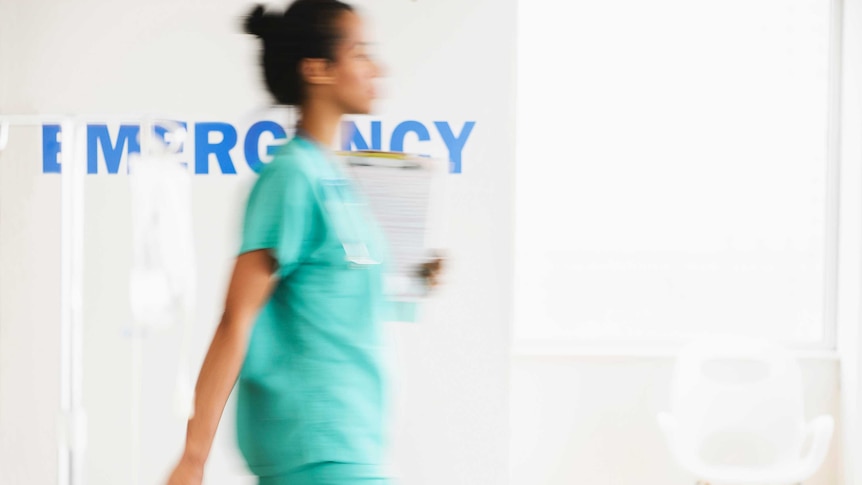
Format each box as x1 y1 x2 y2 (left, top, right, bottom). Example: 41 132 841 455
345 100 375 116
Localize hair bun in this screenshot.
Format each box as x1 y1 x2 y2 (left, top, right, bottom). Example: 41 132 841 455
244 5 270 38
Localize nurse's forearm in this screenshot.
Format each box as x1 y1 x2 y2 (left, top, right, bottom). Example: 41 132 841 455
180 317 251 468
175 249 277 471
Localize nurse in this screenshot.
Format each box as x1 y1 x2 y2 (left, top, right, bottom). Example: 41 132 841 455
166 1 439 484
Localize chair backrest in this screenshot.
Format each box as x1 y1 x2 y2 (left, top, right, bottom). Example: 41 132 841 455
670 336 806 468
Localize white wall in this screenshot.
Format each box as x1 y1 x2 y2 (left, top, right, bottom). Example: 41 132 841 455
0 0 515 484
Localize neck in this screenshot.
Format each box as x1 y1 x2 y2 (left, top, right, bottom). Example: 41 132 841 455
297 99 342 148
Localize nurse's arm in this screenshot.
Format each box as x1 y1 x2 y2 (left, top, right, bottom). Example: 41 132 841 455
169 249 277 480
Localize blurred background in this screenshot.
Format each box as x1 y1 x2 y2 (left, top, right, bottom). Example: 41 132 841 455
3 0 862 484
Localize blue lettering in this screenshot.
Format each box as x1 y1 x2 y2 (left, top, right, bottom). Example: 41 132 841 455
341 120 382 151
42 125 62 174
390 120 430 153
195 122 237 174
435 121 474 174
40 119 474 175
87 124 140 174
153 121 188 151
244 121 287 173
153 121 189 168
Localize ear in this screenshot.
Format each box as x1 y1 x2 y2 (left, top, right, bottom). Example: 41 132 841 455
300 58 336 86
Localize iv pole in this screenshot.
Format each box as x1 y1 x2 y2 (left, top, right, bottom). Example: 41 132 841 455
0 115 191 485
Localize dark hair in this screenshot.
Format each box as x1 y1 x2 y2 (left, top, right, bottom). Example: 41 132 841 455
243 0 354 105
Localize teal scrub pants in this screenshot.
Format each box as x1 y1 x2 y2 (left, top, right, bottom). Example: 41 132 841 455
258 462 391 485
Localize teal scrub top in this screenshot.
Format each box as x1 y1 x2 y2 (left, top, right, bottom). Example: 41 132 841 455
235 135 390 477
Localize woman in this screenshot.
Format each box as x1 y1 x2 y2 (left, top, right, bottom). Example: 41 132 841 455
167 1 435 483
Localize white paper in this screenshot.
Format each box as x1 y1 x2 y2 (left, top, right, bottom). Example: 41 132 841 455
341 153 445 300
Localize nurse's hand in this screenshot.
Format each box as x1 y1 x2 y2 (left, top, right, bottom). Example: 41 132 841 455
418 254 445 289
165 455 203 485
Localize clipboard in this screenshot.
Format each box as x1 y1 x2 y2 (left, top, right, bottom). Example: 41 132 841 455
336 150 447 305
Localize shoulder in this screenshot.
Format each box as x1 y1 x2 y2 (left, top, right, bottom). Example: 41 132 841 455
259 137 318 182
252 138 332 203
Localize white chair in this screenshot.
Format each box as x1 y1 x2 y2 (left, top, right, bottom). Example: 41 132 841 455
657 336 833 485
